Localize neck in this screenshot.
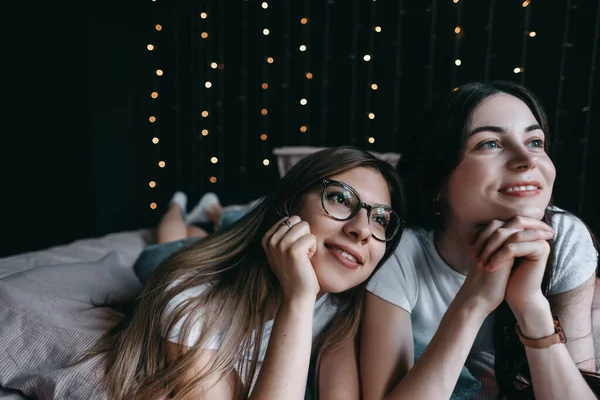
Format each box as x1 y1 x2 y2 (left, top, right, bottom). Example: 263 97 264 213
433 220 477 276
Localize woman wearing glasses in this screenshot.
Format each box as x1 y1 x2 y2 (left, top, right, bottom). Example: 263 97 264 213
88 146 404 400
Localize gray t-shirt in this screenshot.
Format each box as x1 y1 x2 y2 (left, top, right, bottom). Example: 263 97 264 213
367 207 598 399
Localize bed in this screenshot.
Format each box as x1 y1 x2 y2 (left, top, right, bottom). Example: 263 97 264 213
1 147 598 399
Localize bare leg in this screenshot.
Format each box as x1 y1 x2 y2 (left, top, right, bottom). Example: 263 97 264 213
187 225 209 238
206 203 224 232
157 204 190 244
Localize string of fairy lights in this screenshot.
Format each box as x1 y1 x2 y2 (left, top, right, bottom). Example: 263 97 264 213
451 0 464 90
143 0 593 214
363 0 378 146
146 0 163 212
261 1 271 169
300 0 311 144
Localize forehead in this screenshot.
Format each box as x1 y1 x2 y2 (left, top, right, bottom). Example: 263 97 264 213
469 93 538 130
327 166 391 206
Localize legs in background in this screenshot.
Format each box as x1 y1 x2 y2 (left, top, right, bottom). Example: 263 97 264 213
157 192 209 244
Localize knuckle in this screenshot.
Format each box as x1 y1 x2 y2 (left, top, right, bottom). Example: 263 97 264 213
512 216 526 226
505 242 517 254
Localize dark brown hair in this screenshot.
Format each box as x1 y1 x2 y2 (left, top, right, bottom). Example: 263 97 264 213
397 80 599 399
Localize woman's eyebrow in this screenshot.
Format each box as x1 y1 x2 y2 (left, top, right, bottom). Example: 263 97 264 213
468 123 542 136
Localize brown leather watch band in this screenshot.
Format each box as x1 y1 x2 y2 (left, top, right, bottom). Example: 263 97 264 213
515 316 566 349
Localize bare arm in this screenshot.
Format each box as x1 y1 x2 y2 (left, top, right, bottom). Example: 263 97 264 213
319 334 361 400
360 293 414 399
513 274 596 400
548 274 596 371
165 298 315 400
249 298 315 400
165 341 242 399
361 292 489 400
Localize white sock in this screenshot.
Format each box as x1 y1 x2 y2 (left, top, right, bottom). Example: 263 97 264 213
186 192 220 224
169 191 188 217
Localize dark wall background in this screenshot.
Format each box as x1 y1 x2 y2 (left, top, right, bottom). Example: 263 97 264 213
1 0 598 258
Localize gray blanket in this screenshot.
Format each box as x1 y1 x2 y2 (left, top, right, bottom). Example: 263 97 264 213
0 231 148 400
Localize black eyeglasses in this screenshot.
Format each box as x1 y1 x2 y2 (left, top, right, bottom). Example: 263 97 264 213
320 179 401 242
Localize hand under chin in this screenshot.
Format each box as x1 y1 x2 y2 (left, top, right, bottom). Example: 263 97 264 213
493 204 548 222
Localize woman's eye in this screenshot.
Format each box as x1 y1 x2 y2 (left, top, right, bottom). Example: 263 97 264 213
478 141 500 150
329 193 347 204
527 139 543 148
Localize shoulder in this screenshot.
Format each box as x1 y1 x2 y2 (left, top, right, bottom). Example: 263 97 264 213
366 228 431 312
162 282 217 347
547 207 598 294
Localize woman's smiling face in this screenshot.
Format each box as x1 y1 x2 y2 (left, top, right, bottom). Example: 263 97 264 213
443 93 556 227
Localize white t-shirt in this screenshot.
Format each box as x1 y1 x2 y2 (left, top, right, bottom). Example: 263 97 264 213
163 285 339 386
366 208 598 399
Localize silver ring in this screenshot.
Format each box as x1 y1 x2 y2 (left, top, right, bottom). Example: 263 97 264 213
282 220 293 228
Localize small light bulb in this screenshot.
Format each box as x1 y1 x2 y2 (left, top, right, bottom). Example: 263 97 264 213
263 28 270 35
262 82 269 89
514 67 522 74
156 69 163 76
201 129 209 136
368 112 375 120
151 91 159 99
200 12 207 19
152 137 159 144
529 31 536 37
300 98 307 105
267 57 274 64
210 62 218 69
368 137 375 144
209 176 217 183
455 26 461 34
150 202 157 209
371 83 378 90
455 59 462 66
261 2 268 9
201 32 208 39
149 181 156 188
261 108 268 115
263 159 270 166
260 133 268 141
205 81 212 88
305 72 313 79
300 125 308 133
300 17 308 24
149 116 156 123
155 24 162 31
210 157 218 164
522 0 530 7
374 26 382 33
147 44 154 51
299 44 307 51
363 54 372 61
158 161 166 168
202 111 209 117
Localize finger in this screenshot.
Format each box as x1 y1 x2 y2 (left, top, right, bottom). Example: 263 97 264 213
478 227 521 265
267 216 304 250
262 215 301 249
277 221 312 251
487 239 551 271
503 216 555 233
289 233 318 260
471 220 506 258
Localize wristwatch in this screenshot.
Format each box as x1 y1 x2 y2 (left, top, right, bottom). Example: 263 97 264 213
515 316 566 349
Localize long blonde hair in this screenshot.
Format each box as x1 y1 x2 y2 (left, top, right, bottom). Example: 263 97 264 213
88 146 405 399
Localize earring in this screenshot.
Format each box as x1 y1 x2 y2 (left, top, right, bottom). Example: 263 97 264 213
432 193 441 216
